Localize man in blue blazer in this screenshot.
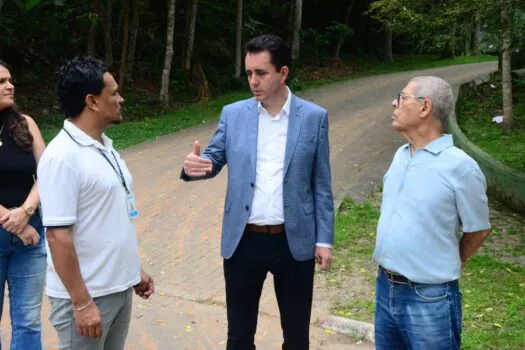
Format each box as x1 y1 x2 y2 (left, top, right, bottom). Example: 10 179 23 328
181 34 334 350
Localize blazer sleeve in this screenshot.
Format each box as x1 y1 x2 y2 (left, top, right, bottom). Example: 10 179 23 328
180 107 228 181
313 111 334 245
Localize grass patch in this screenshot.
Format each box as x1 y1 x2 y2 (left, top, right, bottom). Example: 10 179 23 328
457 74 525 173
38 92 249 148
332 194 525 349
37 55 496 148
332 298 375 323
461 256 525 349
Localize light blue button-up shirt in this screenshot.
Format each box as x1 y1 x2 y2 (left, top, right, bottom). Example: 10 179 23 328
373 134 490 284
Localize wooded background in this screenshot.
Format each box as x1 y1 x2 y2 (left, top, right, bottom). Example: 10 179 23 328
0 0 523 126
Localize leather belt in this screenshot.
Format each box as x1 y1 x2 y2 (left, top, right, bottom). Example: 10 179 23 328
379 266 410 284
245 224 285 235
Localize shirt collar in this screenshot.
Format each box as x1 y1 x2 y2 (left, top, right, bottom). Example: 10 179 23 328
402 134 454 155
63 119 113 150
257 86 292 119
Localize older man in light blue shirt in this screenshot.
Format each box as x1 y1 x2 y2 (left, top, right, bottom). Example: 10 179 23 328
373 76 491 350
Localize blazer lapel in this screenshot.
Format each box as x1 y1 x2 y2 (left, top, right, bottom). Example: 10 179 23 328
284 95 303 176
246 99 259 174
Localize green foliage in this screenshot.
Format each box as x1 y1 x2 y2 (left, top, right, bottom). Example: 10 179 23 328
367 0 525 56
458 74 525 172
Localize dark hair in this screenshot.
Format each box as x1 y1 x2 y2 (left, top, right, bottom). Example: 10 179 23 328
245 34 291 72
56 56 107 118
0 60 33 152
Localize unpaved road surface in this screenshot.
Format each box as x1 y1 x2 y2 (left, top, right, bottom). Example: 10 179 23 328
1 62 497 349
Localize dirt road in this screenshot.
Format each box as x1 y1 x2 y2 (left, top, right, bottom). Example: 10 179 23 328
1 62 497 349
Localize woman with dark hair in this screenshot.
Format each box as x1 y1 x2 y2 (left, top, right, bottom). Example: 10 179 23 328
0 60 47 348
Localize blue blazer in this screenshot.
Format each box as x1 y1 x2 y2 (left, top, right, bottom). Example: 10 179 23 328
182 94 334 261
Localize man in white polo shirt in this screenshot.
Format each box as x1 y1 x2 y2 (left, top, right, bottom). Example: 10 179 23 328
38 56 154 349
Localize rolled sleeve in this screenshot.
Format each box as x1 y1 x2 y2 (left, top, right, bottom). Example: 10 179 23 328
37 155 81 227
456 164 491 233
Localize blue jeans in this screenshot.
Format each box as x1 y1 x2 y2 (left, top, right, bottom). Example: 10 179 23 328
0 214 47 350
375 269 462 350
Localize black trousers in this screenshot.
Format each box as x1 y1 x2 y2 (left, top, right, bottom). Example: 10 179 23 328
223 231 315 350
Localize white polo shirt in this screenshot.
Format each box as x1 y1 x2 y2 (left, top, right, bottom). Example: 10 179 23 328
38 120 141 299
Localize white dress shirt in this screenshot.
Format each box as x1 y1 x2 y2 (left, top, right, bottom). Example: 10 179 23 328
248 88 331 248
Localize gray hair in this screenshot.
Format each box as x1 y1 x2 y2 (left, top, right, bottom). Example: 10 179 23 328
409 76 454 126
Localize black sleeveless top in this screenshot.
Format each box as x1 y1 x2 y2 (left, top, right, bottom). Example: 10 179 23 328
0 110 36 208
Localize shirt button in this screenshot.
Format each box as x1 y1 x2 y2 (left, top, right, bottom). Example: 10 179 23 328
245 205 250 211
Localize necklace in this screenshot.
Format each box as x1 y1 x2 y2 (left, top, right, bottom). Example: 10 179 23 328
0 122 4 147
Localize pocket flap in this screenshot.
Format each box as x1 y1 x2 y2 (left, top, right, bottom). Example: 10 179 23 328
303 202 314 215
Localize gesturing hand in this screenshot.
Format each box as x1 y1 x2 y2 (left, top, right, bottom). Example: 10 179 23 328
183 140 213 177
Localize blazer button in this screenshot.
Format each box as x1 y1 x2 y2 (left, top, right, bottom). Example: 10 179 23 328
245 205 250 211
250 183 254 188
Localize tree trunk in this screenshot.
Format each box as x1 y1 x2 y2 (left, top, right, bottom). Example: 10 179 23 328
87 0 102 56
180 1 190 69
234 0 243 78
118 0 130 91
334 0 355 60
0 0 4 14
184 0 198 72
103 0 113 69
288 1 294 44
472 17 481 56
126 0 141 82
463 23 471 56
192 60 211 102
159 0 177 105
291 0 303 61
383 25 393 62
451 23 457 59
441 23 456 59
501 0 513 131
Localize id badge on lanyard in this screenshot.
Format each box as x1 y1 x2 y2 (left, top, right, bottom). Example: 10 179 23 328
99 149 139 221
126 192 139 220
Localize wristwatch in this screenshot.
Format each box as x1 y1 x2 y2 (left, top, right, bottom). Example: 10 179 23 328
22 204 36 216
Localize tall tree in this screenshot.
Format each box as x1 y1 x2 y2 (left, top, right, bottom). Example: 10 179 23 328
126 0 141 82
87 0 102 56
384 25 393 62
234 0 243 78
472 16 481 55
103 0 114 69
118 0 131 91
291 0 303 61
334 0 355 60
160 0 176 105
501 0 513 131
184 0 198 72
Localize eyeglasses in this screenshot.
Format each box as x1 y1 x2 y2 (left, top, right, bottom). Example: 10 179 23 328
396 93 426 106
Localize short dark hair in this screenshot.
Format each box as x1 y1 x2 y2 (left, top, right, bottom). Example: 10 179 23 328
245 34 291 72
56 56 107 118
